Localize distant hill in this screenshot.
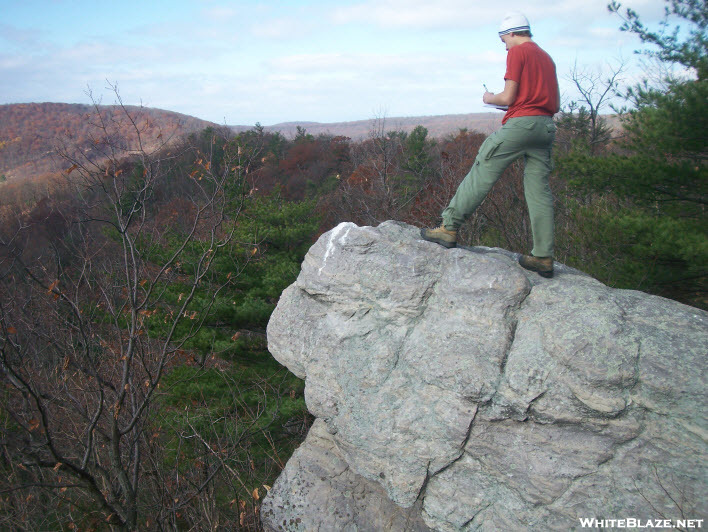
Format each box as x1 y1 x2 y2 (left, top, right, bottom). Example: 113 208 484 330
0 103 217 181
234 113 625 141
231 113 505 140
1 102 618 184
0 104 505 183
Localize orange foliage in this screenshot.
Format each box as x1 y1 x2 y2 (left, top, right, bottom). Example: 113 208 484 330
0 102 215 182
347 164 376 187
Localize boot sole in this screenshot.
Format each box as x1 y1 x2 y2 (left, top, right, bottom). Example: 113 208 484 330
420 228 457 248
518 256 554 278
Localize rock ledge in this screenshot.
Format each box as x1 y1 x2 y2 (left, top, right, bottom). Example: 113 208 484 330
263 221 707 531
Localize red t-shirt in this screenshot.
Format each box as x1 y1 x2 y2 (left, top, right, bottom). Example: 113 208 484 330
503 42 559 124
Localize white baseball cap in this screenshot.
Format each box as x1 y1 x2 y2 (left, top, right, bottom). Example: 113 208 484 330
498 12 531 36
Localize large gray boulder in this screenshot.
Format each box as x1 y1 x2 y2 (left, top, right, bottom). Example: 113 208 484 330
262 221 708 531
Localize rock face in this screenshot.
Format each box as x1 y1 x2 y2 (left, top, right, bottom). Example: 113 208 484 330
262 221 708 531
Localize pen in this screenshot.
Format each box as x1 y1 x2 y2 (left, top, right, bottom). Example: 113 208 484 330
483 84 490 92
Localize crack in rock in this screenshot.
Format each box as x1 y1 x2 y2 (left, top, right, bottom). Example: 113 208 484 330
263 221 708 532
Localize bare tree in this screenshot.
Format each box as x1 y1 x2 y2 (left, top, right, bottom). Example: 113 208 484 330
326 117 444 228
0 86 257 530
403 130 484 231
556 60 627 154
331 116 407 225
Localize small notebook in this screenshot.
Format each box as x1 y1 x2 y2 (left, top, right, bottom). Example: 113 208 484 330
484 104 509 111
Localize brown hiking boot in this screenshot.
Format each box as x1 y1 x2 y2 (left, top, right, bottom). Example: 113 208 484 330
518 254 554 278
420 224 457 248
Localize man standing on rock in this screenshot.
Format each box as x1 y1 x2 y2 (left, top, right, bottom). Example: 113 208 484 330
421 12 560 278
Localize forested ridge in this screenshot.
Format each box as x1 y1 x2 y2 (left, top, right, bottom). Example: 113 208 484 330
0 1 705 529
0 102 509 184
0 102 217 182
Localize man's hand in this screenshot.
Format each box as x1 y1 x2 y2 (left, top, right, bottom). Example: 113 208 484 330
483 79 519 107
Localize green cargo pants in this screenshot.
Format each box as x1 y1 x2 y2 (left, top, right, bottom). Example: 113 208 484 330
442 115 556 258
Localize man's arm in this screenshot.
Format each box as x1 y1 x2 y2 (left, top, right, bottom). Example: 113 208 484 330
483 79 519 107
554 80 561 113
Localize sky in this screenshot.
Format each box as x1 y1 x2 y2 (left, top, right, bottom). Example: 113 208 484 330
0 0 670 127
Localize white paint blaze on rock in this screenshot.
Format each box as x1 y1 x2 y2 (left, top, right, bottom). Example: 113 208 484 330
318 221 355 275
263 221 708 531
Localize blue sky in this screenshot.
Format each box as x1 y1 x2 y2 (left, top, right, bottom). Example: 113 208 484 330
1 0 669 126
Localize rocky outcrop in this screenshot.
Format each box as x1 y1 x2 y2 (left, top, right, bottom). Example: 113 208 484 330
262 221 708 531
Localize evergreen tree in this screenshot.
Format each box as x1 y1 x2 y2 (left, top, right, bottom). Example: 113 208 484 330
556 0 707 306
403 125 435 180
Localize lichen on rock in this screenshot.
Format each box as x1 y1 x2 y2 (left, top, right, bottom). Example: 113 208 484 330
262 221 708 531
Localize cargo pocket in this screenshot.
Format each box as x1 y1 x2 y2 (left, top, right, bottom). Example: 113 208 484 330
481 136 504 161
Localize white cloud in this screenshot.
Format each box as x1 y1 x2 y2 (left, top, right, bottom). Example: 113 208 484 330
0 0 681 124
268 50 502 76
330 0 499 29
588 27 621 39
201 6 239 20
251 17 315 40
0 55 26 69
329 0 667 32
0 23 44 47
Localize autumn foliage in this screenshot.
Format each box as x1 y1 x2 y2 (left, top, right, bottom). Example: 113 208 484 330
0 102 215 181
1 49 705 526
